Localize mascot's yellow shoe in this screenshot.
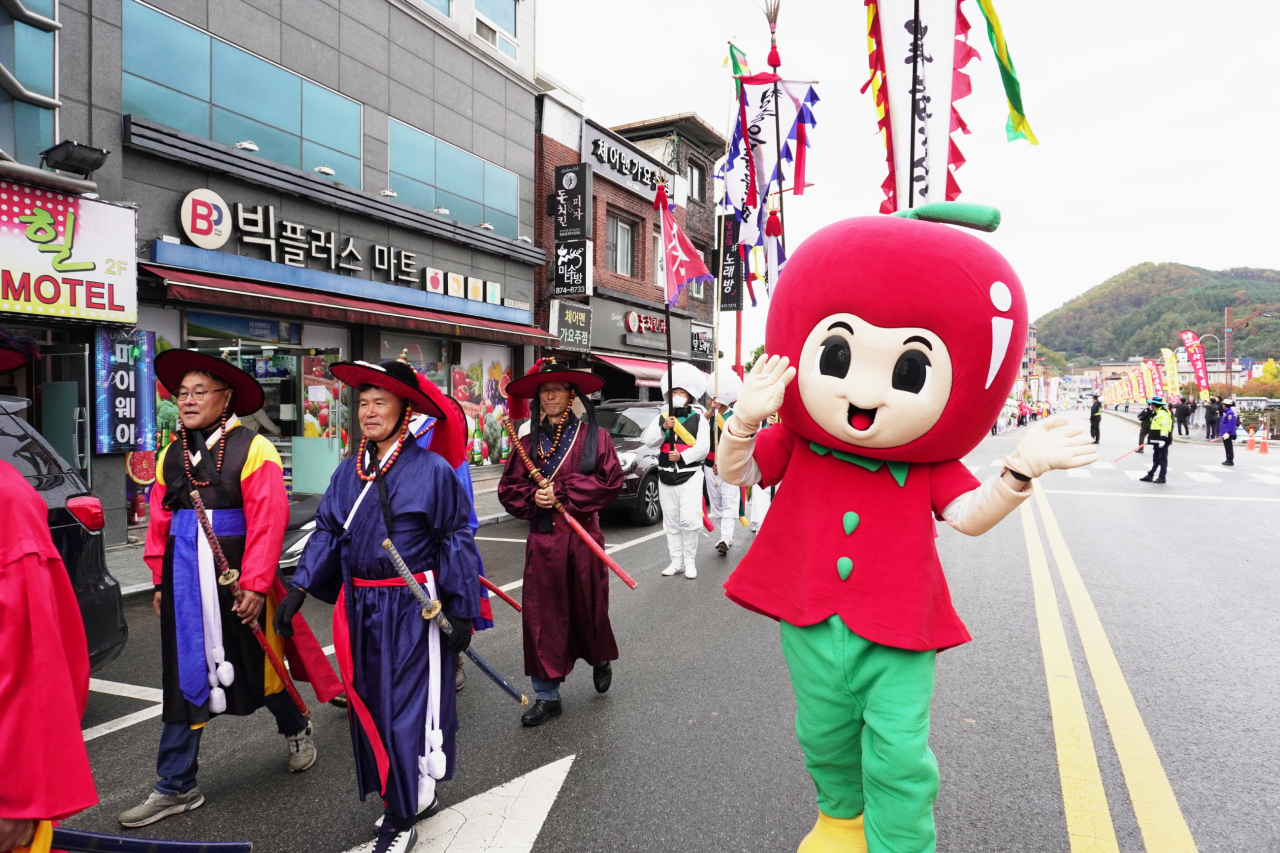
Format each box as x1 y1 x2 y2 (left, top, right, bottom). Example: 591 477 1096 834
797 812 867 853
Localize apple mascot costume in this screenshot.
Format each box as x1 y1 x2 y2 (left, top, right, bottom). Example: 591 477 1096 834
717 203 1095 853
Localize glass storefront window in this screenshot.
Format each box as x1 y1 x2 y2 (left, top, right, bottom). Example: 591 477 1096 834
458 342 513 466
183 310 346 495
388 118 519 235
122 0 362 187
381 332 448 393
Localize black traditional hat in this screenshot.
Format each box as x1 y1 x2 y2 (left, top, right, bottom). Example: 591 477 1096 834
329 359 448 419
0 328 38 373
155 349 265 416
506 357 605 399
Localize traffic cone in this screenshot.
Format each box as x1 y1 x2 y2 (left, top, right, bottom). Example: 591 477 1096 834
1246 428 1256 451
1261 432 1270 454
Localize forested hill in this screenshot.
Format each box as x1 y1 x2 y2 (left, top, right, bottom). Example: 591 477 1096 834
1034 263 1280 362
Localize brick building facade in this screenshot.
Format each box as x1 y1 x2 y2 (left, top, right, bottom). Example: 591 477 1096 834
533 92 722 399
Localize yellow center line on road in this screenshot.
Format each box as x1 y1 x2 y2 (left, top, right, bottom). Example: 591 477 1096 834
1020 503 1120 853
1033 482 1199 853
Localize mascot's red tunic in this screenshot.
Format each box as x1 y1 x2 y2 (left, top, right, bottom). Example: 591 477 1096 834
0 460 97 825
720 208 1093 853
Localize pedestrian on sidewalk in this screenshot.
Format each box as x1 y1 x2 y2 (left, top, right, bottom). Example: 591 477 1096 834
0 329 97 853
1189 397 1199 428
1206 397 1221 439
641 362 710 578
280 359 480 853
1136 404 1153 453
1174 398 1191 436
1089 394 1102 443
706 370 744 556
1220 399 1239 466
119 351 341 830
1140 396 1174 483
497 360 623 728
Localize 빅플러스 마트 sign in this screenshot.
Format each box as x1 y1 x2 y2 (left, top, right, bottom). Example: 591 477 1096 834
0 181 138 323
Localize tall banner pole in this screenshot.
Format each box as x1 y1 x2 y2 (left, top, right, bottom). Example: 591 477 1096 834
766 2 787 242
907 0 921 208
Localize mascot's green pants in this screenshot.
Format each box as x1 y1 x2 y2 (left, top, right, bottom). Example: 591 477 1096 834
781 616 939 853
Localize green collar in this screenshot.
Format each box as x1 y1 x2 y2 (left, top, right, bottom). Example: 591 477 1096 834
809 442 910 488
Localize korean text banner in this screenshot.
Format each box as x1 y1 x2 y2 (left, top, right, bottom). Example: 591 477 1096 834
1180 330 1211 401
0 181 137 323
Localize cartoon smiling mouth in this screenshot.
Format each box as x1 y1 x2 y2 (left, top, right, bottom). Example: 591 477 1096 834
847 404 877 432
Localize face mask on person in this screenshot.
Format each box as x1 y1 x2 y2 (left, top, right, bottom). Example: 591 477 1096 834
672 392 689 409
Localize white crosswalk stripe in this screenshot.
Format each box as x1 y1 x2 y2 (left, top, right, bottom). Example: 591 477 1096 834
1092 461 1115 470
1124 470 1146 480
1186 472 1221 483
991 459 1005 467
1249 473 1280 484
1067 469 1092 478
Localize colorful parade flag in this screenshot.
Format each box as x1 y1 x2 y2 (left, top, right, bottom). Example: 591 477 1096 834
1180 330 1211 401
1144 361 1163 399
863 0 980 211
655 185 713 307
972 0 1038 144
1161 348 1180 401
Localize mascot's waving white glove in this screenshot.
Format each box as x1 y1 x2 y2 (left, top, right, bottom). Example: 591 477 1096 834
1003 415 1097 479
730 355 796 431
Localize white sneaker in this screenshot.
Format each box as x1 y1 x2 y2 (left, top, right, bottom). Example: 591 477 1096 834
684 564 698 579
662 563 681 576
286 722 317 772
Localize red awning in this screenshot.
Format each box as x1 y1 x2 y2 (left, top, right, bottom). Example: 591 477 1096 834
593 354 667 388
141 265 556 346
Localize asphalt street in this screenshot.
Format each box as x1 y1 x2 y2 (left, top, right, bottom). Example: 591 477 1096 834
67 416 1280 852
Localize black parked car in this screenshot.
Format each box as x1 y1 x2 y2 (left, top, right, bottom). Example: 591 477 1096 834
0 396 128 671
595 400 663 525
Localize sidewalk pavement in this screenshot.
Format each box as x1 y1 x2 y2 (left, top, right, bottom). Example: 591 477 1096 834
112 462 515 601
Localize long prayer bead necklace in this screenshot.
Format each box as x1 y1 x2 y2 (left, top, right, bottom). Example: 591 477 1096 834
536 390 576 463
357 404 414 482
181 412 228 488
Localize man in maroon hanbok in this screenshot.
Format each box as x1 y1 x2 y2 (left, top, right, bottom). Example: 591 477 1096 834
498 360 623 727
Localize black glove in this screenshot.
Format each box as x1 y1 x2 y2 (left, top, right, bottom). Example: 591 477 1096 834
443 615 472 654
273 587 307 638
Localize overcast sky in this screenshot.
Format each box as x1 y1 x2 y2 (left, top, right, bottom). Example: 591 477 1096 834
536 0 1278 358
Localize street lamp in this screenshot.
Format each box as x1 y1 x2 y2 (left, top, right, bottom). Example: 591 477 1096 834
1200 333 1221 388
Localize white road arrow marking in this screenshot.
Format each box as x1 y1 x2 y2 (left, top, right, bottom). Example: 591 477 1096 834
343 755 575 853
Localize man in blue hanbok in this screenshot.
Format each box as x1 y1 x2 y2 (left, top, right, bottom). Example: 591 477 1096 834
276 359 480 853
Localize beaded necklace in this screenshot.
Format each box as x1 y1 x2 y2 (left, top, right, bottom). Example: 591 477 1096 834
357 404 413 482
536 390 576 463
180 411 228 487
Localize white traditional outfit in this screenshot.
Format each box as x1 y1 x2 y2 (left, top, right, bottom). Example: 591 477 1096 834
641 363 709 578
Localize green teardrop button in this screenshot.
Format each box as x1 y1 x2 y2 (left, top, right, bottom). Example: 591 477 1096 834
843 512 860 535
837 556 854 581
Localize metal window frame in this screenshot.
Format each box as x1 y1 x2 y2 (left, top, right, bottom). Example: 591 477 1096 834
124 115 544 266
124 0 363 186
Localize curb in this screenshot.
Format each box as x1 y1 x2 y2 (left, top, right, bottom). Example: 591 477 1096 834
121 582 154 604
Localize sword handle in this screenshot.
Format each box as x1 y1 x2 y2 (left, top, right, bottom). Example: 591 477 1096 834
189 490 310 720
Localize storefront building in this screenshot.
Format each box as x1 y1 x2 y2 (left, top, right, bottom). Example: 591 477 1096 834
3 0 550 541
533 89 722 401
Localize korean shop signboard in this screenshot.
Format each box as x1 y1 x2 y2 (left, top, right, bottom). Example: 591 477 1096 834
0 181 138 323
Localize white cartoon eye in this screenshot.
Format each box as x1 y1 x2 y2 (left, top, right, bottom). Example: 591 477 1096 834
990 281 1012 312
986 281 1014 389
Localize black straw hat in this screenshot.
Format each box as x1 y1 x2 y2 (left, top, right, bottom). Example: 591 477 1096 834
155 349 265 416
329 359 447 419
